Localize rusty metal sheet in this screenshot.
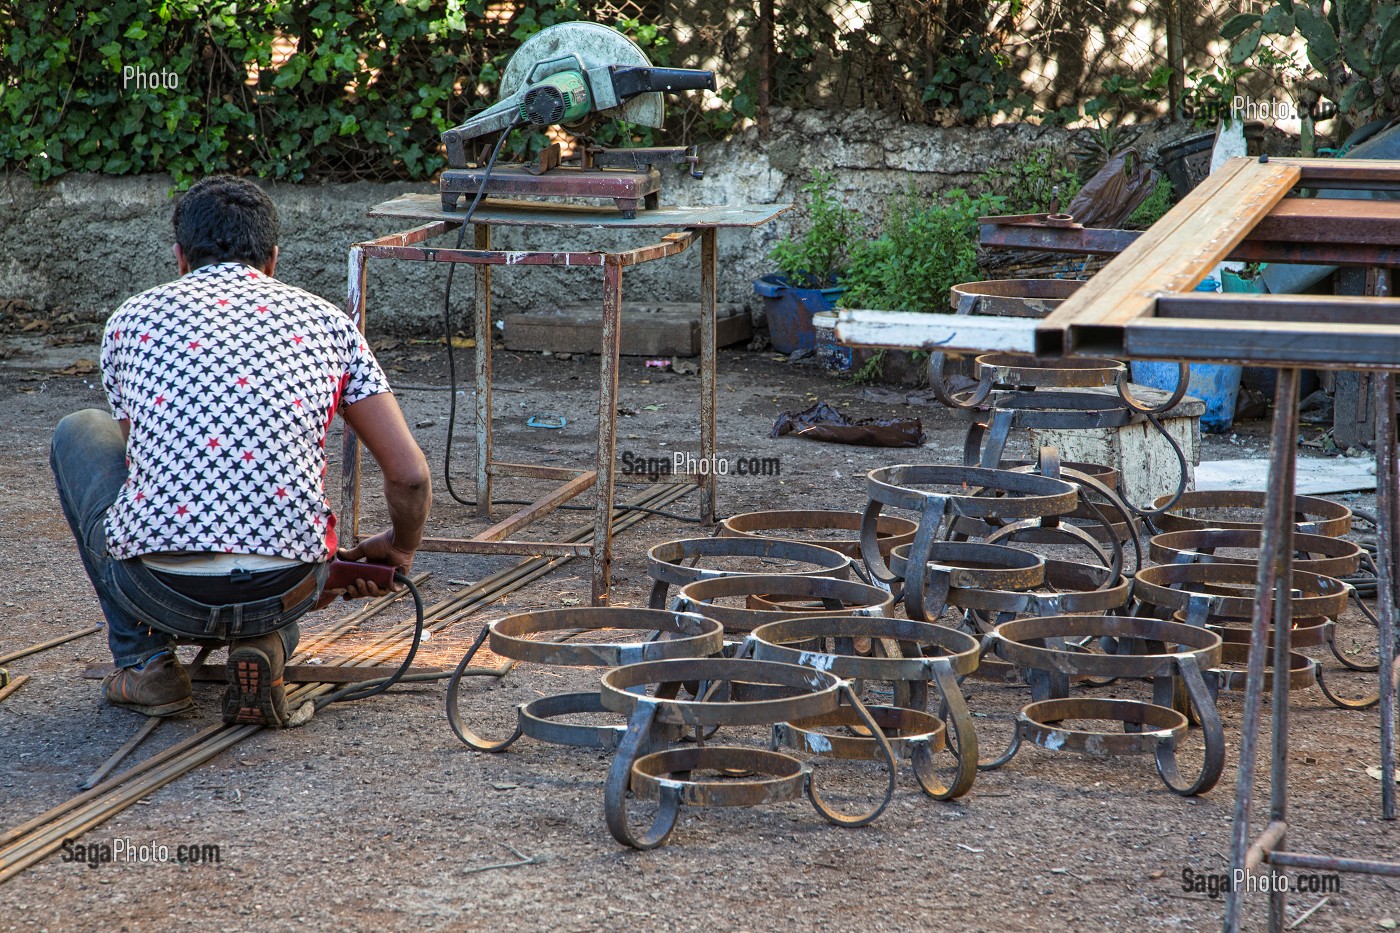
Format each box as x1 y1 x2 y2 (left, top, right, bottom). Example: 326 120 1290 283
369 193 791 229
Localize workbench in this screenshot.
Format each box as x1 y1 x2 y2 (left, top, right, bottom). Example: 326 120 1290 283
837 157 1400 933
342 195 787 604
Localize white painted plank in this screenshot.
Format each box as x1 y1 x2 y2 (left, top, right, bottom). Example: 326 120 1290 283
836 310 1039 353
1194 456 1376 494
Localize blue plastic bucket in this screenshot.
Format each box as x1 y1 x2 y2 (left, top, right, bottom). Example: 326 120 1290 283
753 274 845 354
1130 276 1242 433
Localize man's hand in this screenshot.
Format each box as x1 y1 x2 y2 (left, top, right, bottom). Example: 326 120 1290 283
327 529 415 601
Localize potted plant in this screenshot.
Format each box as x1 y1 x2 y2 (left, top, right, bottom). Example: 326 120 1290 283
756 169 861 354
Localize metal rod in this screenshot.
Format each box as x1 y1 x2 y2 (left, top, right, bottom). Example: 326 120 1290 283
341 244 368 542
0 675 29 703
592 254 624 605
1269 851 1400 876
78 716 162 791
473 470 597 542
1224 367 1300 933
474 222 493 520
0 626 102 666
1269 369 1302 933
700 228 719 525
1375 368 1398 820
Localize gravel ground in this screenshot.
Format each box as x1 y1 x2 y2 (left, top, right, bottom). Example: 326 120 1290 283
0 324 1397 933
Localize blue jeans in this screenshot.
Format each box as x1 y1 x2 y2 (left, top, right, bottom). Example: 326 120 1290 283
50 410 324 668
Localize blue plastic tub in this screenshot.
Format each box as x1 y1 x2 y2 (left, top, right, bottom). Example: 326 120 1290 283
753 274 845 354
1130 276 1242 434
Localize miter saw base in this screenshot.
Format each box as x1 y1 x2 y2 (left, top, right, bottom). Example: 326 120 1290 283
440 165 662 216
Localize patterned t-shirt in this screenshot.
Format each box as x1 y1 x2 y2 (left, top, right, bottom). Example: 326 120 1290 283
100 262 392 562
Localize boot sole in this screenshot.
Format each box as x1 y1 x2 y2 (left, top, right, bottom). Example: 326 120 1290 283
222 647 282 726
109 696 195 717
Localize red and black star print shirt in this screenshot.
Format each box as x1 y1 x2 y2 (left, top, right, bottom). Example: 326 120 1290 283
99 261 392 563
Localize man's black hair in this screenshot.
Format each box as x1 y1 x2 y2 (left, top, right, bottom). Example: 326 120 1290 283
172 176 279 270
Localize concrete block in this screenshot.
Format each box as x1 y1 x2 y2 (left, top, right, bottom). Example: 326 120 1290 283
1031 385 1203 508
502 302 751 358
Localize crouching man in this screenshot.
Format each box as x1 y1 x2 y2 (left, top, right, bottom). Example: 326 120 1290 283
51 175 430 727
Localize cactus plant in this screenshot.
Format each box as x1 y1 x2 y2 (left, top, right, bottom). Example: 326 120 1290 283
1224 0 1400 140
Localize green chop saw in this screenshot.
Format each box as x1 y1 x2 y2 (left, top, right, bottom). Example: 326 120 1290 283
439 22 715 217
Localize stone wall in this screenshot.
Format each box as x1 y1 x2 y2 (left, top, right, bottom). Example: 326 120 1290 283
0 111 1190 333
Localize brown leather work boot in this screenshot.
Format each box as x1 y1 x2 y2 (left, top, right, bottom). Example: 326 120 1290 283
222 632 313 728
102 652 194 716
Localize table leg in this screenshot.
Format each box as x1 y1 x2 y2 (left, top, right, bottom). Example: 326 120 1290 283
474 223 493 519
700 228 719 525
1375 371 1399 821
1223 367 1299 933
593 255 624 605
341 244 368 543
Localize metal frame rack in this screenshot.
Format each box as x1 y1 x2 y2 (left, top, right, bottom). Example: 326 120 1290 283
342 196 786 604
836 156 1400 933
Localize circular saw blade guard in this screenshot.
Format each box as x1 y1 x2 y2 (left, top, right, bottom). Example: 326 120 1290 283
499 22 664 129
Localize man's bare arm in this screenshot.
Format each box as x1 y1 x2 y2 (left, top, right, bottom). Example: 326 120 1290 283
336 392 431 595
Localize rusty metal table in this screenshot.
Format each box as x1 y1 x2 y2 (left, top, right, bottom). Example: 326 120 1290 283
343 196 787 603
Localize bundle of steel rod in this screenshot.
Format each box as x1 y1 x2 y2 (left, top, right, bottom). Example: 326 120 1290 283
0 482 692 884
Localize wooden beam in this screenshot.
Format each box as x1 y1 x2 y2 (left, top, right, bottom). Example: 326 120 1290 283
1037 158 1302 356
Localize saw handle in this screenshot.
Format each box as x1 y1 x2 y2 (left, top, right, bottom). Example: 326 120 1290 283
315 559 398 609
609 66 716 99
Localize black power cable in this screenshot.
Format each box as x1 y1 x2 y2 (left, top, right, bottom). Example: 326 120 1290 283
437 125 701 525
315 571 427 708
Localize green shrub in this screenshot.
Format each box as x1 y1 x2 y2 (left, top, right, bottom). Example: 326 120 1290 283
842 188 1002 313
977 147 1082 215
1126 176 1174 229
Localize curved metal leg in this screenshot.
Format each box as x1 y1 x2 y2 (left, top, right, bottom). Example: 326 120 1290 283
806 683 898 825
1332 600 1382 672
903 498 948 626
647 578 670 610
968 634 1023 770
912 657 979 799
604 701 681 849
1155 654 1225 796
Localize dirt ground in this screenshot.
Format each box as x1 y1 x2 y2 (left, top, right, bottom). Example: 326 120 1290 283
0 322 1397 933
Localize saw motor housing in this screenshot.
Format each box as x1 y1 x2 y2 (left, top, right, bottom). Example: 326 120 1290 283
439 23 716 216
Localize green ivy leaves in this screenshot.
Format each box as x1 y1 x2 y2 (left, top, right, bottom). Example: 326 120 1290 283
0 0 685 184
